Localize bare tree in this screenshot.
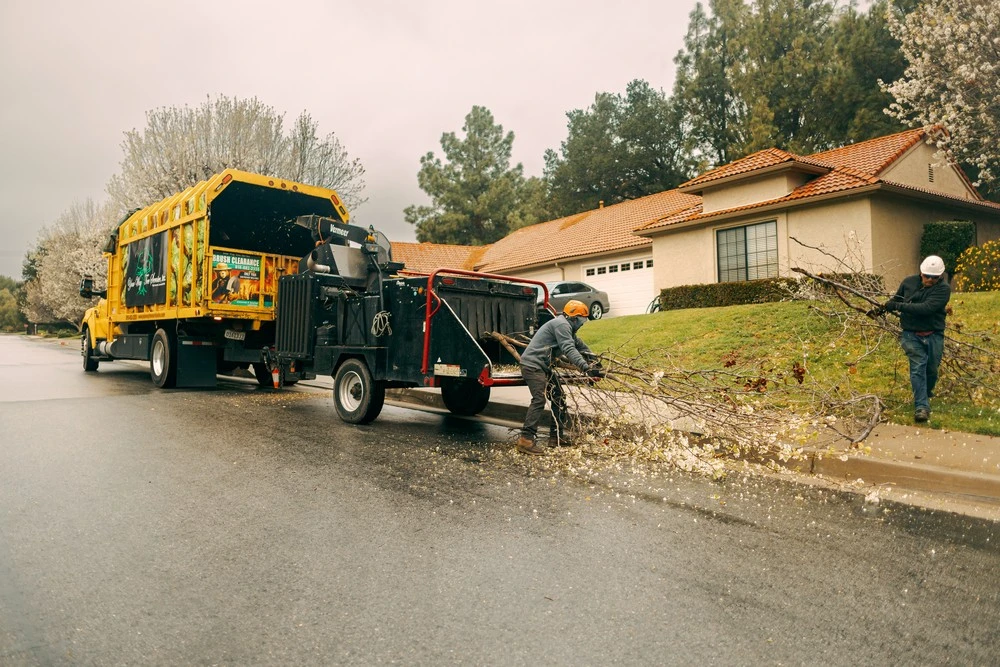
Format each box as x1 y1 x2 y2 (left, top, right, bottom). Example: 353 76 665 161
106 96 366 213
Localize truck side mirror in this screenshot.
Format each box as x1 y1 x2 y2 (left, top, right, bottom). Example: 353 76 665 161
79 275 106 299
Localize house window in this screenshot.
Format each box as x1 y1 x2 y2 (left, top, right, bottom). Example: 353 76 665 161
646 259 653 268
634 261 644 270
609 265 618 273
597 267 606 275
716 220 778 283
621 263 630 271
585 268 595 277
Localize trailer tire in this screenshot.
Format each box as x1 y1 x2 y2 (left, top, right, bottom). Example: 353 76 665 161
150 328 177 388
81 327 99 372
440 379 491 416
333 358 385 424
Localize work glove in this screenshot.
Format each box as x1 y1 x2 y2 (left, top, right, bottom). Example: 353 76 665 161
865 306 886 319
882 300 900 312
586 365 606 379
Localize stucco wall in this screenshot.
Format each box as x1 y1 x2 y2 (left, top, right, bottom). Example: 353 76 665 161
871 194 1000 287
701 171 811 214
881 142 975 199
785 197 874 276
651 226 716 289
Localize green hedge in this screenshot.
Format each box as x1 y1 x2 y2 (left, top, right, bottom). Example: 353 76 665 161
921 220 975 273
657 277 801 311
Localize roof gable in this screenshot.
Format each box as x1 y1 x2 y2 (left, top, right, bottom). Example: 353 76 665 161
638 127 1000 234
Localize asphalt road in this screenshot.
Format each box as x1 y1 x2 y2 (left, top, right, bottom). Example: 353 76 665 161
2 334 999 665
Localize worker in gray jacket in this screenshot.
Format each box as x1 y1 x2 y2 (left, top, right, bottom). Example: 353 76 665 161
874 255 951 423
517 299 603 455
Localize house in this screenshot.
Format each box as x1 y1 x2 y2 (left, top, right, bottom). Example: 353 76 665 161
390 241 487 276
392 128 1000 317
472 190 700 316
636 128 1000 292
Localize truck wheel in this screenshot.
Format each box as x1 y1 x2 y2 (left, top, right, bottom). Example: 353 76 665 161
440 379 491 416
150 328 177 388
333 358 385 424
81 327 99 372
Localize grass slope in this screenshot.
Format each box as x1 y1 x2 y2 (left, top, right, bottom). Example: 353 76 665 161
579 292 1000 436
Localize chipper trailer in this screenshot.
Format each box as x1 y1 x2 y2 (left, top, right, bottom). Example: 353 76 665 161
79 170 553 422
270 214 551 423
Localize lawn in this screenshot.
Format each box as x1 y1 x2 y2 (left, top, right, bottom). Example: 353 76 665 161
579 291 1000 436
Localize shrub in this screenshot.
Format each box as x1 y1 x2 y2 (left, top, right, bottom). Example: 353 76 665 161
952 239 1000 292
657 277 801 311
920 220 976 272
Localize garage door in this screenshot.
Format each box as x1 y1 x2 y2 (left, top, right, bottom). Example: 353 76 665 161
584 256 655 317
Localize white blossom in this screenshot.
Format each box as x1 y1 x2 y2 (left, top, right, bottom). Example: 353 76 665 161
882 0 1000 184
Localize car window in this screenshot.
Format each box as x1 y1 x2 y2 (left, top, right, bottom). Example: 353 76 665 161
569 283 586 293
551 284 566 296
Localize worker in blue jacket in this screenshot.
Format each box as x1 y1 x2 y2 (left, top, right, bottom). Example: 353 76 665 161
876 255 951 423
517 300 603 455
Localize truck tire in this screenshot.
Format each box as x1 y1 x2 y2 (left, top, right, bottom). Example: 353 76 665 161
440 379 491 416
150 328 177 388
81 327 99 372
333 358 385 424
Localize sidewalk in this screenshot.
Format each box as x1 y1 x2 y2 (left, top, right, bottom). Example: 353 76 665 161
382 384 1000 514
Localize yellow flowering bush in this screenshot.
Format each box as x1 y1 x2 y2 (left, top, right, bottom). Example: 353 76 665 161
952 239 1000 292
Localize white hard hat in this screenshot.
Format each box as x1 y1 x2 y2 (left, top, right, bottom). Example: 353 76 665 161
920 255 945 276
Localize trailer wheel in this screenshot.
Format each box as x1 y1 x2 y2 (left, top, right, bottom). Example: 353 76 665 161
440 379 491 416
333 358 385 424
150 328 177 388
81 327 98 372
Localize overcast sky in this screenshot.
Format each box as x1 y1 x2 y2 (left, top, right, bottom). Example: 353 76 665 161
0 0 701 279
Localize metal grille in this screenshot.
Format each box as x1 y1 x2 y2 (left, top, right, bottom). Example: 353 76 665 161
275 274 316 358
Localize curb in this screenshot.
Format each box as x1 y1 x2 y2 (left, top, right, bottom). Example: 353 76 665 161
780 451 1000 501
384 389 1000 503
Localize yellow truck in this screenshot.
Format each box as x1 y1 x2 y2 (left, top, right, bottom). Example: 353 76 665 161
79 169 352 388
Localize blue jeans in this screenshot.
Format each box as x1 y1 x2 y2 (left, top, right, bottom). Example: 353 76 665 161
899 331 944 411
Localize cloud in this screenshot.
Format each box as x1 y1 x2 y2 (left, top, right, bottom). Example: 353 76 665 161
0 0 696 277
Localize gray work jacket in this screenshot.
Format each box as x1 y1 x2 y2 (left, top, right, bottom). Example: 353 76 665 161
520 315 592 372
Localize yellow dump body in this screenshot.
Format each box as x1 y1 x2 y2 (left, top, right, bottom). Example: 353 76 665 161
103 169 349 327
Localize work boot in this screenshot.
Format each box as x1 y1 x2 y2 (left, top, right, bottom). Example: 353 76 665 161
547 433 575 447
914 408 930 423
516 436 547 456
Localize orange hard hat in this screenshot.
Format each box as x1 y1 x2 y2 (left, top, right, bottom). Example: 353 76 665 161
563 300 589 318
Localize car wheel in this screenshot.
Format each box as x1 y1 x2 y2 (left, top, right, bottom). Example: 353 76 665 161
589 302 604 320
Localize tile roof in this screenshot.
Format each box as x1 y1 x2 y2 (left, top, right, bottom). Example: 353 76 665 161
639 128 999 234
391 241 487 275
680 147 804 189
809 127 925 175
475 190 701 273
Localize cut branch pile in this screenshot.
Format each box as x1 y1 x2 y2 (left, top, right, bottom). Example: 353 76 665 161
487 329 881 476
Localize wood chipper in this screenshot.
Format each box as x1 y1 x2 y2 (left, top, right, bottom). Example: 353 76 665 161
271 214 551 423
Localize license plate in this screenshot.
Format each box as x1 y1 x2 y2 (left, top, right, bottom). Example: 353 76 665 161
224 329 246 341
